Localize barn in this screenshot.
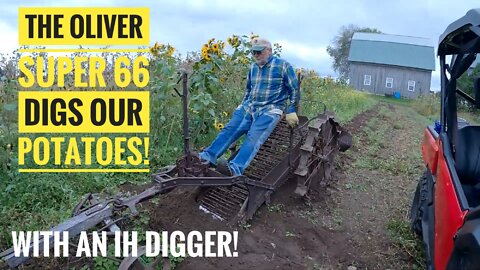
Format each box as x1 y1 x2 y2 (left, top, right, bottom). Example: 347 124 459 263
348 32 435 98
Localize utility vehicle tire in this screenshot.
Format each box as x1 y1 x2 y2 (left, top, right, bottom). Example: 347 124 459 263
410 170 429 237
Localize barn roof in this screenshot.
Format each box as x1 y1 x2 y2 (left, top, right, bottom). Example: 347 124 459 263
348 32 436 71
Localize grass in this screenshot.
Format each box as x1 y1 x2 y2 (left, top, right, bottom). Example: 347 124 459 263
371 94 413 106
351 103 426 177
351 116 388 171
386 218 425 269
342 100 429 268
301 86 377 122
459 111 480 125
0 171 150 248
299 207 320 225
266 203 285 213
410 93 480 125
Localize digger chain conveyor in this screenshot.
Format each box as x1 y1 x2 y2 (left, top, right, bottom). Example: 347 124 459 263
196 118 303 222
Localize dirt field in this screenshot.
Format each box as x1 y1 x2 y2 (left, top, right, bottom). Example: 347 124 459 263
135 101 428 270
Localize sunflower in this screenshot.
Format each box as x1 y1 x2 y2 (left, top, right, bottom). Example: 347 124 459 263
166 45 175 57
201 46 209 56
228 35 240 48
150 41 161 55
149 47 158 55
202 43 209 51
212 43 219 53
204 53 211 61
214 119 224 131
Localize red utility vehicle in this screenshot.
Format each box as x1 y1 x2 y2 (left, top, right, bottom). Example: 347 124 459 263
410 8 480 270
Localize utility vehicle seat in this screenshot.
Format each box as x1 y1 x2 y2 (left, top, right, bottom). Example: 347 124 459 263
456 126 480 184
455 126 480 207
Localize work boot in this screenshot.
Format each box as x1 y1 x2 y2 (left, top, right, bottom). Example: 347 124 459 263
191 152 213 167
216 158 233 176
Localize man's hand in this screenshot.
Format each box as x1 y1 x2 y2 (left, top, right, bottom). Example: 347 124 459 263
286 112 299 127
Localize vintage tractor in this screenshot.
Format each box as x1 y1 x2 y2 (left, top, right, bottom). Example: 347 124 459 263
409 8 480 270
0 72 352 269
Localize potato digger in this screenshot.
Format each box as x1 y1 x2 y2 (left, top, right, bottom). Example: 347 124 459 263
0 72 352 269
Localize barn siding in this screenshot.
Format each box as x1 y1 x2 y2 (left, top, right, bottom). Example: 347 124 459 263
348 62 432 98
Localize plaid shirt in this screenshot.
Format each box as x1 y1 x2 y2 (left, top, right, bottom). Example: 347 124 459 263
240 55 299 115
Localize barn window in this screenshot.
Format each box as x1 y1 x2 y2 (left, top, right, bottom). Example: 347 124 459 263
364 75 371 86
408 80 415 91
386 77 393 88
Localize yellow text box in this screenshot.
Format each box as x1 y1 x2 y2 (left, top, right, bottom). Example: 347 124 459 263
18 136 149 168
18 91 149 133
18 7 149 45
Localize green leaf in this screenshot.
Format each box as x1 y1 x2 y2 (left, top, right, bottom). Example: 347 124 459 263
4 103 17 111
232 50 240 60
209 76 219 84
192 103 202 111
5 184 14 193
204 62 213 71
191 74 203 84
208 109 215 117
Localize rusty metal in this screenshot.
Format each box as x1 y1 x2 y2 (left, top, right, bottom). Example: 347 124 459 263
180 72 192 167
176 154 209 177
294 111 351 196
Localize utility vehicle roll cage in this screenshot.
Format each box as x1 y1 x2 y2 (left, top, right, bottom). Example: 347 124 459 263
438 8 480 140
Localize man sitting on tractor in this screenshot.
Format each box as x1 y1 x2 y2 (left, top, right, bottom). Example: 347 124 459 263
199 37 300 176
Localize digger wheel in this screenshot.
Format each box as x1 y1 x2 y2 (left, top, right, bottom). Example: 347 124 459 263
294 113 340 196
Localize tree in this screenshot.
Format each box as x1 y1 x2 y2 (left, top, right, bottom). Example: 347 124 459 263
457 63 480 97
456 63 480 110
327 24 381 79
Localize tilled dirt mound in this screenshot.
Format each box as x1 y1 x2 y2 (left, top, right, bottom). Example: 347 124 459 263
139 180 354 270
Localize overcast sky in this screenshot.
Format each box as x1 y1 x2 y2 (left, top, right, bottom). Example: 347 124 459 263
0 0 478 90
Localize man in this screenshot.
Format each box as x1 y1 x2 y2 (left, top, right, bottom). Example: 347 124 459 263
199 37 300 176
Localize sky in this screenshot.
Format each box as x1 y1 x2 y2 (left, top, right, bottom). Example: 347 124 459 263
0 0 478 91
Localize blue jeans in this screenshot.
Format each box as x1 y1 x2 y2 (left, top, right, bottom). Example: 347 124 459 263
199 106 281 175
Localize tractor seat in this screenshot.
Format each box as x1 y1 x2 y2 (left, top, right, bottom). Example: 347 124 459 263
455 126 480 207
